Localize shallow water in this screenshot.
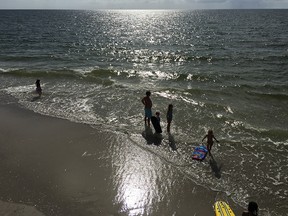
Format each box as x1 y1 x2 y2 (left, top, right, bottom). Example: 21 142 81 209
1 9 288 215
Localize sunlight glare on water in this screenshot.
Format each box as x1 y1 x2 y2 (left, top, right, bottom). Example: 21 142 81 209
1 9 288 215
112 135 164 215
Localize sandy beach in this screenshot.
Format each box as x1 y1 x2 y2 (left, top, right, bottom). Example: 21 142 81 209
0 102 244 216
1 9 287 216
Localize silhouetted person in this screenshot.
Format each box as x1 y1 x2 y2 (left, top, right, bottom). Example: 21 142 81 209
202 129 219 156
141 91 152 126
35 79 42 97
166 104 173 133
155 111 160 122
242 201 258 216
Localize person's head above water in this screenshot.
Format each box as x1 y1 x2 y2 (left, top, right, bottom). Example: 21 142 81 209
248 201 258 215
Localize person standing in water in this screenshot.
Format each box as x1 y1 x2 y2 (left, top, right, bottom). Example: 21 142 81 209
141 91 152 126
202 129 219 155
166 104 173 133
155 111 160 123
35 79 42 97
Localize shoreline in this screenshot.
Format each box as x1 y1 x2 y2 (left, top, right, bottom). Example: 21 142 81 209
0 102 244 215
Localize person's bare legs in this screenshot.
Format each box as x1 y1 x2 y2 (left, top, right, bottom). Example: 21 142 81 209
167 122 171 133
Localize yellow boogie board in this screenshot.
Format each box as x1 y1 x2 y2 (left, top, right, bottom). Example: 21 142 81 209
214 201 235 216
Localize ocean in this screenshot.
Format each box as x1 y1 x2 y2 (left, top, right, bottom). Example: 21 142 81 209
0 9 287 215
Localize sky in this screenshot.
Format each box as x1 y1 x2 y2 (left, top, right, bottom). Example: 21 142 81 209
0 0 288 9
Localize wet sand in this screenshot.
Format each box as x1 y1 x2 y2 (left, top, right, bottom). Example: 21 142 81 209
0 103 244 215
0 200 45 216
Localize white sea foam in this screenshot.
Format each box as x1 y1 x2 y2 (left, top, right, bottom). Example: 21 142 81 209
1 9 288 215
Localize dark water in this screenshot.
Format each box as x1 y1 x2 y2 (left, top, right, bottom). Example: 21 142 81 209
0 10 288 215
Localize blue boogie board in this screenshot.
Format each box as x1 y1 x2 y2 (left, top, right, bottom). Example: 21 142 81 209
151 116 162 133
192 145 208 161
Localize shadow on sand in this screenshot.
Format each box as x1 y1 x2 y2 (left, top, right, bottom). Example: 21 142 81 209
31 96 41 102
142 125 163 146
209 154 222 179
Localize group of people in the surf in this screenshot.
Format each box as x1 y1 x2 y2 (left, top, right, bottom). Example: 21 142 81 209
31 85 259 215
141 90 173 133
142 91 259 216
141 90 218 155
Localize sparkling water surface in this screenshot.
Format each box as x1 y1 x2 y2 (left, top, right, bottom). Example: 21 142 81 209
0 9 288 215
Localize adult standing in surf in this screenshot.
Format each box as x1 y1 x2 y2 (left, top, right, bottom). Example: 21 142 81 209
141 91 152 126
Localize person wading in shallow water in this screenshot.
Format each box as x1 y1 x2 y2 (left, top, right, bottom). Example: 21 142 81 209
141 91 152 126
166 104 173 133
35 79 42 97
202 129 219 156
155 111 160 123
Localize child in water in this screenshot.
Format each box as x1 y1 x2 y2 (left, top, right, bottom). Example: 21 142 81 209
155 111 160 122
202 129 219 155
35 79 42 97
166 104 173 133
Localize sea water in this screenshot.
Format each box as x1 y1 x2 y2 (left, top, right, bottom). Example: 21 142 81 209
0 9 287 215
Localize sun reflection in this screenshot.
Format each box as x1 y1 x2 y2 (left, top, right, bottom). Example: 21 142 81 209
112 136 160 215
120 181 146 215
100 10 179 45
116 161 156 215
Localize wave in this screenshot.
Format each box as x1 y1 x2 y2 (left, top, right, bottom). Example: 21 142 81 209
1 68 80 78
176 73 214 82
246 91 288 101
0 67 117 85
0 55 46 62
86 68 117 79
0 54 65 62
111 48 237 65
259 128 288 142
256 54 288 66
0 66 222 84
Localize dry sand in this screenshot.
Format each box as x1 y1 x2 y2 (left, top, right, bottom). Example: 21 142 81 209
0 103 244 215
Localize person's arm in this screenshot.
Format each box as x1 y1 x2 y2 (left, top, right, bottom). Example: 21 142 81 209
202 135 207 142
141 97 145 105
213 135 219 142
